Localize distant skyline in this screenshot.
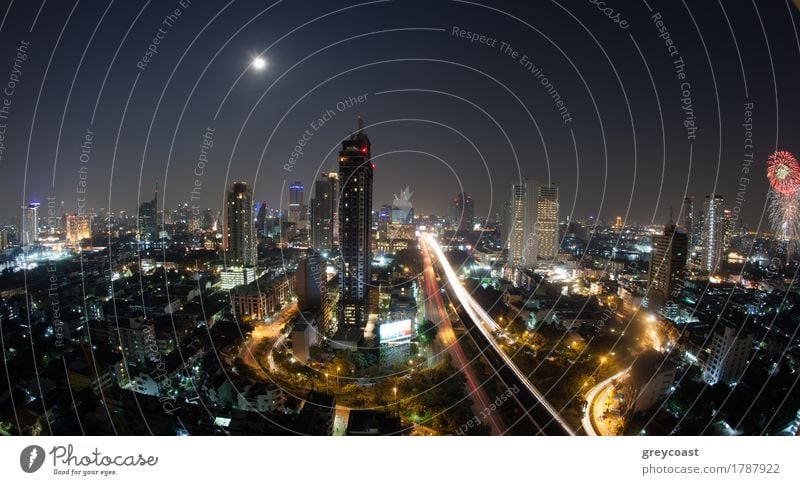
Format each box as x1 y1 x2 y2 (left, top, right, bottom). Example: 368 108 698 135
0 1 798 228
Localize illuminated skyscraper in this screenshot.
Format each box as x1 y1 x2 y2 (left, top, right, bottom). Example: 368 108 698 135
21 202 39 248
682 196 694 250
64 213 91 244
338 118 373 328
536 183 559 260
289 180 304 227
507 182 528 268
450 192 475 232
224 182 255 267
701 193 725 273
311 173 337 252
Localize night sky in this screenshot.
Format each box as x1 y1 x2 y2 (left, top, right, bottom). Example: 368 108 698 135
0 0 798 228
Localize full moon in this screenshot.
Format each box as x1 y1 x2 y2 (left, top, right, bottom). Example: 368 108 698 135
251 57 266 70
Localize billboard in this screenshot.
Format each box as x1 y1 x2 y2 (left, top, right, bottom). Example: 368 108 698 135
379 319 413 343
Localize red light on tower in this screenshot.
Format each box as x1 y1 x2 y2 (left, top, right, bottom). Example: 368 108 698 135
360 146 367 154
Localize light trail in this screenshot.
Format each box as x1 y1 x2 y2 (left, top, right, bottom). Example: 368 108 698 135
581 369 628 436
423 233 576 436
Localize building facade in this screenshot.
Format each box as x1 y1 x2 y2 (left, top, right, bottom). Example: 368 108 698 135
224 182 255 267
701 193 725 273
338 118 373 328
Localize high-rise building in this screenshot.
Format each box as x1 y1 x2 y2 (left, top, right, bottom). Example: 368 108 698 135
311 173 337 252
501 200 512 249
703 324 753 386
723 208 734 249
137 184 158 243
536 183 559 260
450 192 475 232
296 253 334 335
613 216 623 232
507 182 528 268
256 201 268 236
682 196 694 250
647 214 688 308
289 180 304 227
64 213 91 244
701 193 725 273
338 118 373 328
21 202 40 248
224 181 255 267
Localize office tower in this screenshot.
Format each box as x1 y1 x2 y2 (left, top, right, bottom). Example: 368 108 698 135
501 200 512 248
723 208 734 249
311 173 337 252
701 194 725 272
703 324 753 386
378 204 392 224
338 118 373 328
450 192 475 232
536 183 559 260
224 181 255 267
256 201 267 236
21 202 39 248
297 253 333 334
289 180 304 227
64 213 91 244
682 196 694 250
508 182 528 268
647 213 688 307
137 184 158 243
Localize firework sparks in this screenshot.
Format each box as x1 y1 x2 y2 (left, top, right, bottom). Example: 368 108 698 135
767 150 800 196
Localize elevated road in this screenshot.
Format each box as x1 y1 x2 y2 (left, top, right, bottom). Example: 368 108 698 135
421 233 576 436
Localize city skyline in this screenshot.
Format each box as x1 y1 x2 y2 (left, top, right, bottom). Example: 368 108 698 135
2 0 800 448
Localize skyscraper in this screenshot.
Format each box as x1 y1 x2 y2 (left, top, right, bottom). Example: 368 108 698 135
701 193 725 273
21 202 39 248
536 183 559 260
501 200 512 249
64 213 91 244
507 182 528 268
289 180 304 227
256 201 268 236
338 118 373 328
450 192 475 232
682 196 694 250
224 182 255 267
647 214 688 308
311 173 337 252
137 184 158 243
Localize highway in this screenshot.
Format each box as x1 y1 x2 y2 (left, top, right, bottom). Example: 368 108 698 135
581 369 628 436
420 234 506 435
239 302 298 377
422 233 576 436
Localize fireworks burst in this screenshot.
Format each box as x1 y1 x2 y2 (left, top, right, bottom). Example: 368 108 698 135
766 150 800 196
767 151 800 262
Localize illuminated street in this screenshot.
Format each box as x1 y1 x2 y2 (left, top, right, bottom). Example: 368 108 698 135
582 369 628 436
239 302 298 378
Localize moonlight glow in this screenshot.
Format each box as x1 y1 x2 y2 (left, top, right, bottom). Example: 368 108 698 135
251 57 267 70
